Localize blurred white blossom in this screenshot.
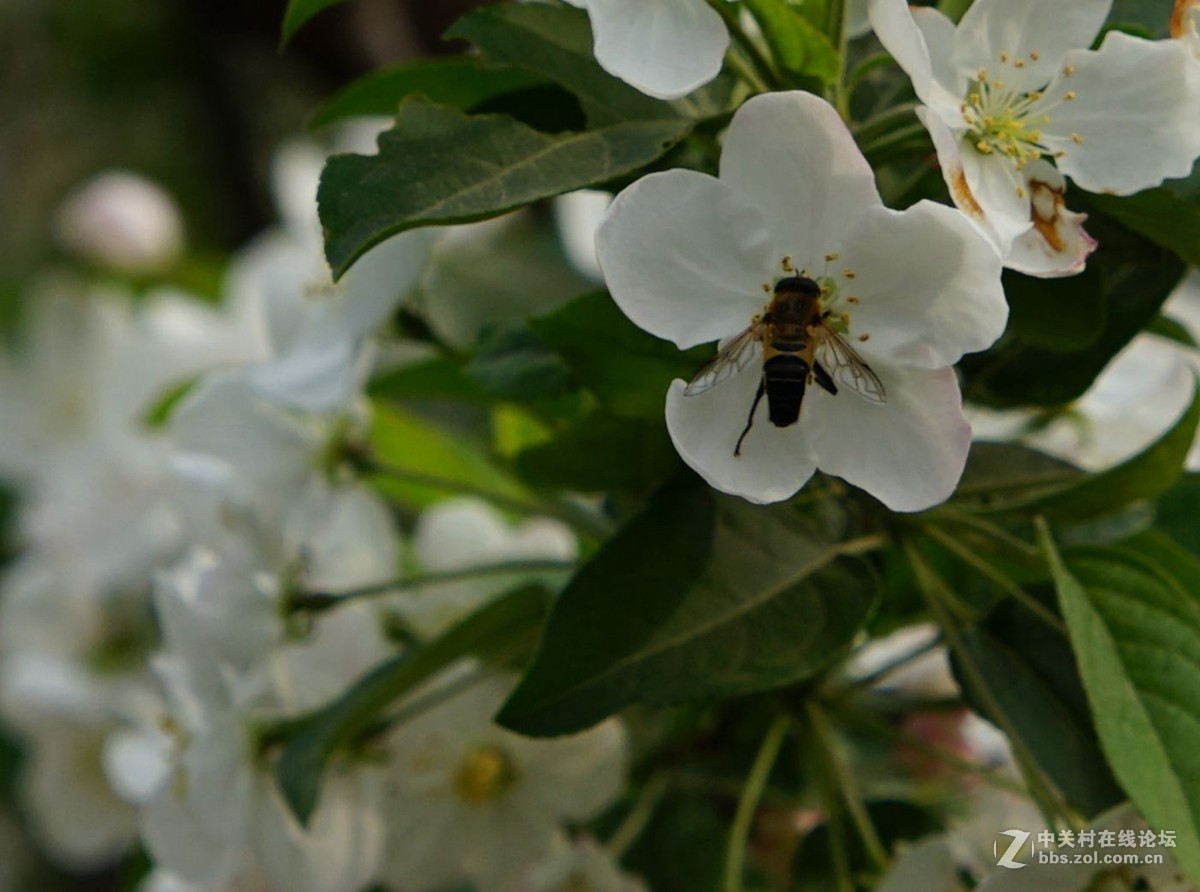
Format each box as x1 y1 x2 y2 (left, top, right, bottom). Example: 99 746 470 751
379 672 629 892
55 170 185 273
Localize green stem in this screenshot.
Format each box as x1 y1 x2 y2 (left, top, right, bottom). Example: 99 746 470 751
827 0 851 119
608 773 671 858
923 525 1067 635
724 714 790 892
901 537 1070 830
807 701 889 871
704 0 780 92
288 559 578 614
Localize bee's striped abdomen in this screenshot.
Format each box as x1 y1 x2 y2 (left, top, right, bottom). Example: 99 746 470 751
763 352 809 427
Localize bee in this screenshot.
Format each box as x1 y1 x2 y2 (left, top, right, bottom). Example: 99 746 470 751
684 275 887 456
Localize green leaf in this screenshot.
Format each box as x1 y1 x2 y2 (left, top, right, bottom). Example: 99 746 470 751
961 213 1187 407
1089 188 1200 268
367 403 531 510
1155 473 1200 553
743 0 839 85
1003 264 1107 351
1040 528 1200 883
497 478 878 736
309 59 548 130
530 292 711 418
514 412 681 494
274 586 547 825
416 210 592 349
444 3 732 126
319 98 691 277
465 324 574 401
369 355 491 404
281 0 350 44
956 597 1124 817
445 4 677 128
985 381 1200 520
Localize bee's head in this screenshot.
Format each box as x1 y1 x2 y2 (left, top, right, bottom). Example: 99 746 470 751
773 275 821 297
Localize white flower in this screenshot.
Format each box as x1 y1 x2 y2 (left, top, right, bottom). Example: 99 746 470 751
395 497 576 639
553 190 612 282
379 672 629 892
511 836 647 892
595 91 1007 510
102 481 397 892
868 0 1200 276
1175 0 1200 59
226 137 429 413
562 0 729 99
54 170 184 273
970 336 1199 472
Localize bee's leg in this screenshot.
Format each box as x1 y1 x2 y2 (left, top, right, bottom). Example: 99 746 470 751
735 377 766 457
813 361 838 396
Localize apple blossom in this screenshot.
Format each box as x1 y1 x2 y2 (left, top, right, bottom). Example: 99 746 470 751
868 0 1200 276
54 170 184 273
379 671 629 892
561 0 729 100
394 496 576 639
512 836 647 892
596 91 1007 510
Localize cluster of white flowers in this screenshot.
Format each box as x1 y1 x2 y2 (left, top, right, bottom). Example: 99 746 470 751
0 156 635 890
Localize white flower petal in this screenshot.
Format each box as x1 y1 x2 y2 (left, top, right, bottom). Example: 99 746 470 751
952 0 1111 91
596 170 773 349
339 230 429 337
665 370 819 505
720 92 882 267
869 0 962 107
1004 160 1097 277
509 717 628 821
916 107 1028 258
810 363 971 512
581 0 729 100
1043 32 1200 195
103 726 175 805
141 783 243 887
253 773 385 892
836 201 1007 367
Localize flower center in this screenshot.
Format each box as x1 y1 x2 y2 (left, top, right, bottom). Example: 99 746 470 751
763 254 867 342
453 745 517 803
960 52 1083 182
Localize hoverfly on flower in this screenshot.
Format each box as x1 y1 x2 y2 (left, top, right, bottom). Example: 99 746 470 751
686 272 886 456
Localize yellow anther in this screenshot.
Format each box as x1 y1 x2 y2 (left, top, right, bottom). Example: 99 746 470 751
1063 90 1076 100
1063 63 1075 76
993 79 1004 90
1071 132 1084 144
846 296 860 304
454 747 516 804
824 252 840 261
1000 51 1010 63
1054 149 1067 158
840 312 851 326
976 141 994 153
858 333 870 342
761 283 771 293
1015 185 1026 198
1030 50 1040 60
842 269 856 279
978 67 988 81
782 255 793 270
1014 59 1026 68
1028 90 1043 101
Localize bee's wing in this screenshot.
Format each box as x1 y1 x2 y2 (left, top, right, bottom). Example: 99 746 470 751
683 326 762 396
815 329 887 404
